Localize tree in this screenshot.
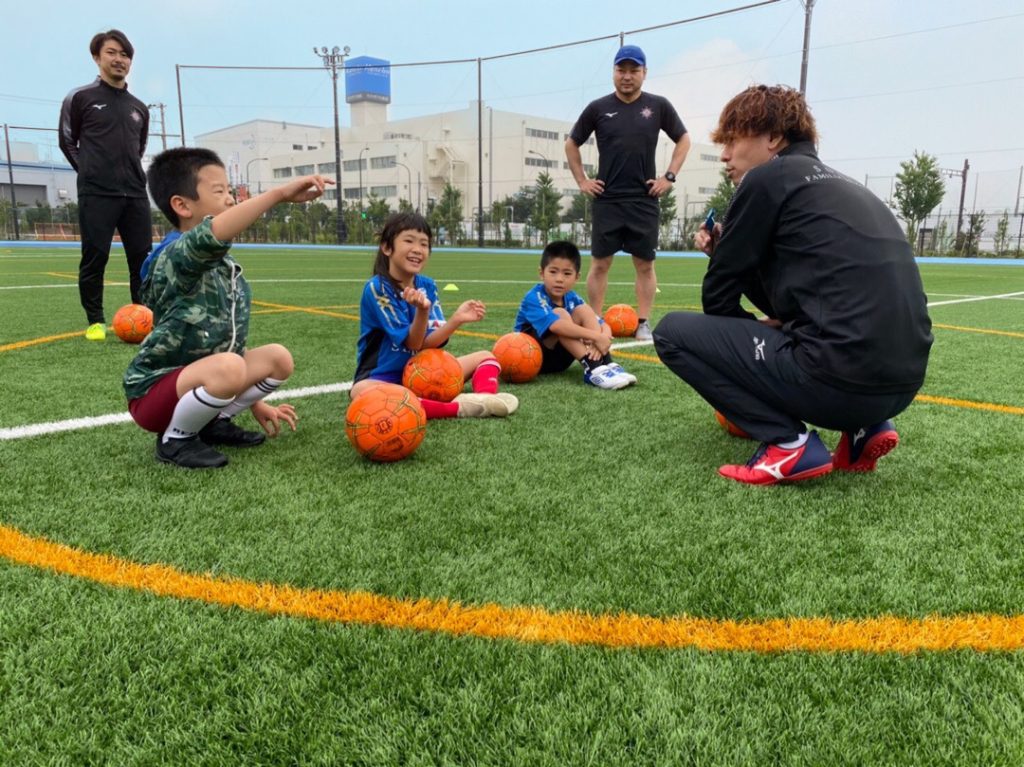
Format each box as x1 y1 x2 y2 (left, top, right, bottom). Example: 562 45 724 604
659 185 678 245
993 210 1011 256
0 198 13 238
893 151 945 255
962 211 986 256
429 182 463 245
931 219 953 256
689 170 736 242
530 171 561 244
307 201 332 243
365 195 392 238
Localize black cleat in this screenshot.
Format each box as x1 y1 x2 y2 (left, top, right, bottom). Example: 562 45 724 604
156 435 229 469
198 417 266 447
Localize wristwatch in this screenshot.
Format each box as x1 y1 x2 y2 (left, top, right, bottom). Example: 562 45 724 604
664 171 676 183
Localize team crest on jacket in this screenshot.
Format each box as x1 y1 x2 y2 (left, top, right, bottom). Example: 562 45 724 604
131 110 142 123
641 107 653 119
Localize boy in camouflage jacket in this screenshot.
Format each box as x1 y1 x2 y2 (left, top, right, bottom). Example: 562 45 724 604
124 146 330 468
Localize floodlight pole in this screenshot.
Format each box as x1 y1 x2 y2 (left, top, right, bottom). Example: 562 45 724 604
314 45 350 243
395 161 412 209
358 145 369 242
528 149 548 239
799 0 815 94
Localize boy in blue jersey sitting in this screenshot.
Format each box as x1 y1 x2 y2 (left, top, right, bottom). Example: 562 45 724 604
514 240 636 389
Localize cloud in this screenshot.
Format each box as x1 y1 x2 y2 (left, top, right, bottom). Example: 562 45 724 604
647 38 779 144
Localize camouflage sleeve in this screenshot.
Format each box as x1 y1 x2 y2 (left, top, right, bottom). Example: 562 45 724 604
162 217 231 288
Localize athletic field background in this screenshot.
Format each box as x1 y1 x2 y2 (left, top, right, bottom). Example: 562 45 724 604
1 243 1023 765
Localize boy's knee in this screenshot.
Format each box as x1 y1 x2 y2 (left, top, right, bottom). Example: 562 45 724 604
212 353 248 391
269 343 294 378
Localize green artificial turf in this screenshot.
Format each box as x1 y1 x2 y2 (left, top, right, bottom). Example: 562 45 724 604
1 245 1023 765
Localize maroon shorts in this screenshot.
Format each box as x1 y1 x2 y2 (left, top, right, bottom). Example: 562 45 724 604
128 368 185 434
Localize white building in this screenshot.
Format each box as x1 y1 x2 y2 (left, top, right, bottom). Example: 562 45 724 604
195 56 725 234
0 141 77 208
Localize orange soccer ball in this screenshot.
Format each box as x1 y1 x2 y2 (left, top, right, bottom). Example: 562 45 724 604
402 348 465 402
345 383 427 462
112 303 153 343
603 304 639 337
715 410 751 440
492 332 543 383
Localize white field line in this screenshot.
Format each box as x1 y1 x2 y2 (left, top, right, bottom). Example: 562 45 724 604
0 382 351 442
0 283 87 291
927 291 1024 307
610 339 655 350
4 289 1019 440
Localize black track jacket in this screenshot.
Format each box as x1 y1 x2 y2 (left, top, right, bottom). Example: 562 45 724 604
704 141 932 394
59 77 149 198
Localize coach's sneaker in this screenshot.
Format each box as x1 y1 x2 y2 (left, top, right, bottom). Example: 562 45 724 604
156 434 229 469
718 431 833 486
584 364 630 390
634 320 654 341
199 416 266 447
833 420 899 472
85 322 106 341
606 362 637 386
454 392 512 418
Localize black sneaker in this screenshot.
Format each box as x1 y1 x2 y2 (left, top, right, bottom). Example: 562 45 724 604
156 435 229 469
198 417 266 447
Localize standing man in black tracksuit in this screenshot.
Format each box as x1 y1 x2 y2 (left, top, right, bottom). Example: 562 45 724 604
59 29 152 341
653 85 933 486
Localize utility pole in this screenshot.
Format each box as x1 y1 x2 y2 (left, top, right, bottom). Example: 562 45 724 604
313 45 350 244
799 0 815 94
147 102 168 151
941 159 970 251
3 124 20 240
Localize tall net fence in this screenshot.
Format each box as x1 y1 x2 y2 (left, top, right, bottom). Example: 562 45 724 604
4 1 1023 254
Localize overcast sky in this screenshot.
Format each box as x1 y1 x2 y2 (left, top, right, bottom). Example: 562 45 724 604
3 0 1022 212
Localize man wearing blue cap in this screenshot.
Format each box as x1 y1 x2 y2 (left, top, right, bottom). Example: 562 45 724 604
566 44 690 341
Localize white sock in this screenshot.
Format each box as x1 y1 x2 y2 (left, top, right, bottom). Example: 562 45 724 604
218 377 285 419
778 432 809 449
163 386 234 443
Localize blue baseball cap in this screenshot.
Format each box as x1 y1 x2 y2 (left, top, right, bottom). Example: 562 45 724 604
614 45 646 67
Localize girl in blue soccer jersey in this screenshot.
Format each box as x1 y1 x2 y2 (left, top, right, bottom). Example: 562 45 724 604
351 212 517 418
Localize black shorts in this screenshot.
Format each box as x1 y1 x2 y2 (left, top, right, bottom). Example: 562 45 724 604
591 199 659 261
523 327 576 374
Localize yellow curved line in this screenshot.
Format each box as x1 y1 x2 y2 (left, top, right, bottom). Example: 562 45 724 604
914 394 1024 416
2 523 1022 653
0 330 87 352
933 322 1024 340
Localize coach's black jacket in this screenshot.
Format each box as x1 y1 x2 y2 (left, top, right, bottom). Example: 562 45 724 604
59 77 149 198
704 141 933 394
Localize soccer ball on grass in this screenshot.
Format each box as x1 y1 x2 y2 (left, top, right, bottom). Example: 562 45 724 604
402 348 464 402
345 383 427 462
112 303 153 343
491 332 543 383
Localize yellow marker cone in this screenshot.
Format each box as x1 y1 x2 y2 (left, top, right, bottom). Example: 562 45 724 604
443 283 460 292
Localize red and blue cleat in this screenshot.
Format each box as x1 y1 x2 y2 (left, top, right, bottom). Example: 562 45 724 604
832 420 899 472
719 431 833 486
